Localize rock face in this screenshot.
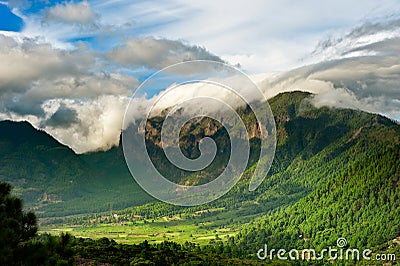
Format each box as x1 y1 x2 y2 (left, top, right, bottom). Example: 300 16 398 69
142 104 263 151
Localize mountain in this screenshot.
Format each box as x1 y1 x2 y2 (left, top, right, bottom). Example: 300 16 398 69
235 92 400 254
53 91 398 261
0 97 268 217
0 121 92 210
111 91 398 220
0 121 151 217
1 88 399 253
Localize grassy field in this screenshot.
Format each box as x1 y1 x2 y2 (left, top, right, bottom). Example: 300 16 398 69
40 214 239 246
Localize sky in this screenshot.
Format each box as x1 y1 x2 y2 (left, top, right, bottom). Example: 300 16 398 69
0 0 399 153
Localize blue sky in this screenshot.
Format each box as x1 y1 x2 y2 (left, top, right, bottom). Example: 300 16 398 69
0 0 399 152
0 3 24 31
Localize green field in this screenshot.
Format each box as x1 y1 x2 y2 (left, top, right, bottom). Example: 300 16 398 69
41 210 239 246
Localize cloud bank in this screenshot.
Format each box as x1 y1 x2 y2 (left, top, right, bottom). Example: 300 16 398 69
0 30 224 153
258 17 400 121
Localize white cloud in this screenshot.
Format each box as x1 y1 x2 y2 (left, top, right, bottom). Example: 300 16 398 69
106 37 223 69
41 95 129 153
0 34 136 109
256 40 400 120
0 35 94 95
45 1 99 26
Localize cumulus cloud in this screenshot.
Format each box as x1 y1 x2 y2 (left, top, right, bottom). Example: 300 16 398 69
0 34 136 112
44 1 99 27
106 37 223 70
0 35 92 94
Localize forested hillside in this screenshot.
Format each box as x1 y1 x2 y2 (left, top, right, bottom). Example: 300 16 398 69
27 91 397 263
1 91 399 263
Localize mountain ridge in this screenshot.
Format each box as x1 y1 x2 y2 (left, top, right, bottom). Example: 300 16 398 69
0 91 398 220
46 91 399 261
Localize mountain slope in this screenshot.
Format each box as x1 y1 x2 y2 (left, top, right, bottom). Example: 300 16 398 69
1 90 399 239
0 121 151 217
237 119 399 255
0 121 93 206
45 91 399 265
233 93 399 256
51 92 399 261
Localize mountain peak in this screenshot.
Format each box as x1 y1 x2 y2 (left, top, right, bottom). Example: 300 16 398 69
0 120 64 149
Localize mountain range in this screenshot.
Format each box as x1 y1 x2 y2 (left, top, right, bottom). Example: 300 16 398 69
1 91 399 256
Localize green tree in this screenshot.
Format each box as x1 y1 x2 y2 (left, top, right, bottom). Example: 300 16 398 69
0 182 38 265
